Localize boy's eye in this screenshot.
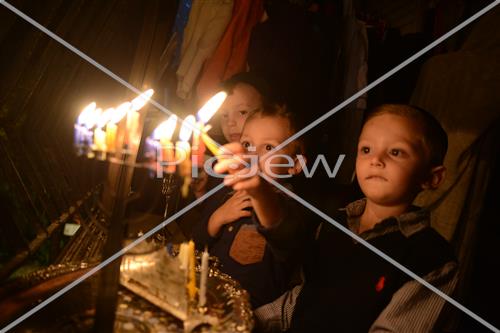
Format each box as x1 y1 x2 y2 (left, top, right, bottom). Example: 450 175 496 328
241 141 251 149
265 144 274 151
390 149 402 156
238 110 248 116
222 112 229 118
360 146 370 154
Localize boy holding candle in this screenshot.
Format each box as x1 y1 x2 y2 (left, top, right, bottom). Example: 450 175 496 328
192 104 309 309
256 105 458 332
190 72 268 198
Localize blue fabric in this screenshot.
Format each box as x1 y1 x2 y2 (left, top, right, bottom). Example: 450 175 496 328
172 0 192 68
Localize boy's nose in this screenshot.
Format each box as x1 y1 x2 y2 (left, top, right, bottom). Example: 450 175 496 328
370 154 384 167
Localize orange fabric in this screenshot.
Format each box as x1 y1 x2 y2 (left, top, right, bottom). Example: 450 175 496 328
196 0 264 104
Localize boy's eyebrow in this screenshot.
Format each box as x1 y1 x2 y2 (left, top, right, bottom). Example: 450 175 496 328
258 138 282 144
357 138 420 150
233 103 251 108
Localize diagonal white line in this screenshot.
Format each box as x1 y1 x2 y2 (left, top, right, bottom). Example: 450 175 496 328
260 174 500 333
0 182 226 333
1 0 498 331
0 1 201 135
261 0 500 161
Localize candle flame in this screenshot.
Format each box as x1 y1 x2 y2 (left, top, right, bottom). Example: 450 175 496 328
131 89 154 111
153 115 178 141
179 115 196 142
77 102 96 125
97 108 114 128
83 108 102 129
111 102 131 124
197 91 227 123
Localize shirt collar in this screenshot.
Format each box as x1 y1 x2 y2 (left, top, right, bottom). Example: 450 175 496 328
343 198 430 239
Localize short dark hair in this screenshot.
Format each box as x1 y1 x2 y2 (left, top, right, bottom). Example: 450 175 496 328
220 72 271 101
245 103 305 155
364 104 448 166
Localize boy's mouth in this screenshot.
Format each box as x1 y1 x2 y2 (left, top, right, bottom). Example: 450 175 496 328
366 175 388 181
229 133 241 141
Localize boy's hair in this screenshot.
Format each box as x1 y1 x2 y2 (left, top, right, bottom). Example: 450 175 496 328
220 72 271 102
365 104 448 166
246 103 305 155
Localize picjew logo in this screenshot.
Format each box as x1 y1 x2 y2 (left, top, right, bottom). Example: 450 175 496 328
152 144 346 179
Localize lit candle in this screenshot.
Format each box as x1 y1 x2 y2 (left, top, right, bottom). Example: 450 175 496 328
186 240 197 302
152 115 177 175
131 88 154 111
83 107 101 158
125 89 154 150
75 102 96 155
191 121 206 169
197 91 227 124
194 92 227 166
107 102 129 154
94 108 113 159
176 115 195 198
199 247 209 307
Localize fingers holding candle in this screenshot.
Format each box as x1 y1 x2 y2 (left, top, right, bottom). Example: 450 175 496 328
212 142 250 173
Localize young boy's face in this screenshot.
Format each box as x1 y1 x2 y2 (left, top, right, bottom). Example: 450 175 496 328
239 116 298 178
220 83 262 143
356 113 431 206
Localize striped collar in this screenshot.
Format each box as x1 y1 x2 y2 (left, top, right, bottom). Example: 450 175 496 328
342 198 430 240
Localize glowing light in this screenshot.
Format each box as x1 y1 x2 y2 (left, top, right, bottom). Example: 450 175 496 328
197 91 227 123
179 115 196 142
77 102 96 125
111 102 131 124
152 115 178 141
131 89 154 111
97 108 114 128
84 108 102 129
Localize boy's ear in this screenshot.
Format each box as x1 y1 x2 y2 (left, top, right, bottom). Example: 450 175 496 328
288 155 306 176
421 165 446 190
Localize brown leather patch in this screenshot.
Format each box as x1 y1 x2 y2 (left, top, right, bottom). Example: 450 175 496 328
229 225 266 265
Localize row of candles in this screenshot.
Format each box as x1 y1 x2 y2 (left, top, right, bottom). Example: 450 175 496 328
74 89 155 159
74 90 226 196
178 241 210 307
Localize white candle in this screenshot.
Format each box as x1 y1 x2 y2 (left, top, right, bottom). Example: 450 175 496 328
199 247 209 307
178 243 189 271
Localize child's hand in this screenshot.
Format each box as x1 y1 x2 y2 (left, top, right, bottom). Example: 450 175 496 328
207 190 253 237
214 142 262 195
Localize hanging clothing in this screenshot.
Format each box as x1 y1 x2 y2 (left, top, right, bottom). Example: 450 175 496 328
171 0 193 69
196 0 264 104
176 0 234 100
157 0 192 84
